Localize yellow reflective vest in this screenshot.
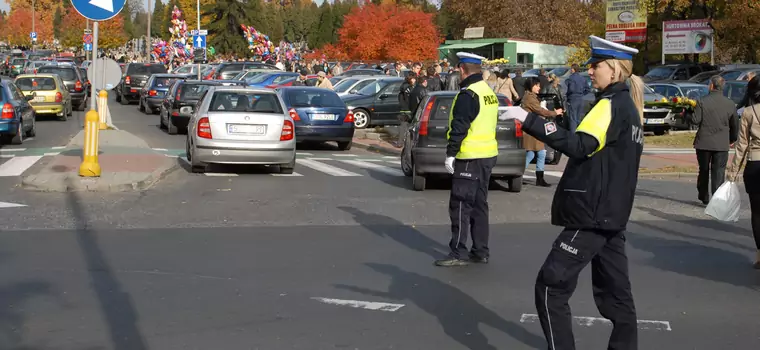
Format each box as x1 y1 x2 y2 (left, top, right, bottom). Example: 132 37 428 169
447 80 499 159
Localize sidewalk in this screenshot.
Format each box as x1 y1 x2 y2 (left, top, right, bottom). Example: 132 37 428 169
22 130 178 192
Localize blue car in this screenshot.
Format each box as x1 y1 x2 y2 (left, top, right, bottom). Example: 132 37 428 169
139 74 189 114
246 72 300 88
0 80 36 145
277 86 354 150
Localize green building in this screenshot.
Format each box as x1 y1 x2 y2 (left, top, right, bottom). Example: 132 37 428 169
438 38 575 68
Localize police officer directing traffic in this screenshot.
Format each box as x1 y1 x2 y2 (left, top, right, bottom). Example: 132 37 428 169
435 52 499 267
500 36 645 349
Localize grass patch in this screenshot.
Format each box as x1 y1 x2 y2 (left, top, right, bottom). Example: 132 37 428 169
639 165 698 174
645 132 695 148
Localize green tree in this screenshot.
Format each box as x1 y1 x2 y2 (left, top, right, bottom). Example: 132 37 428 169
203 0 255 55
52 6 62 39
262 2 284 43
312 1 334 49
150 0 165 38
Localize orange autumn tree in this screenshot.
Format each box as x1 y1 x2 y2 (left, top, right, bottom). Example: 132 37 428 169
327 3 440 61
59 8 127 49
4 7 53 46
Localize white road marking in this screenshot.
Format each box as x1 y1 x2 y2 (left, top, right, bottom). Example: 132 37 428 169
519 314 671 331
0 154 14 158
332 153 358 157
382 156 397 159
0 148 26 152
307 157 332 161
204 173 238 177
311 297 404 312
386 160 400 165
339 159 404 177
271 172 303 177
43 152 59 156
523 175 535 179
0 156 42 176
152 148 168 151
299 159 361 176
355 158 384 162
164 154 176 157
0 201 26 208
525 169 563 177
51 146 66 149
296 152 313 156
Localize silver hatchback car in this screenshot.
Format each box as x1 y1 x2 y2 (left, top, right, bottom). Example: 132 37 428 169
185 86 296 174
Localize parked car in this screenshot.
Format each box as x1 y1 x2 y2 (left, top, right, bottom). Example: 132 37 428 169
172 64 214 76
402 91 524 192
245 72 300 88
115 63 168 104
15 74 72 122
340 77 405 128
138 74 188 114
277 86 354 150
159 80 223 134
718 68 760 82
8 58 28 77
333 76 382 97
338 69 386 77
211 79 249 87
643 63 714 82
648 81 710 130
232 68 277 81
688 70 720 85
36 64 90 111
185 86 296 174
211 62 280 80
723 80 748 108
0 80 36 144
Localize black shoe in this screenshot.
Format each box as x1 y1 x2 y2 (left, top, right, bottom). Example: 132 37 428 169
434 258 470 267
469 256 489 264
536 171 552 187
698 194 709 205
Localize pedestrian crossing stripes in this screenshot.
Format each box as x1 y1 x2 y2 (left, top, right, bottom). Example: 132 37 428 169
298 158 362 177
0 155 43 177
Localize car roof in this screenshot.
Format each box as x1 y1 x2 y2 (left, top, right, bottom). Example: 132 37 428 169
279 86 338 91
209 86 273 93
16 73 57 79
181 80 222 85
152 74 188 78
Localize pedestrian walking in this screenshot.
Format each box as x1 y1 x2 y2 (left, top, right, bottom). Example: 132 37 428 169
500 35 645 349
726 76 760 268
395 73 416 148
689 75 740 205
521 77 563 187
435 52 499 267
565 64 589 132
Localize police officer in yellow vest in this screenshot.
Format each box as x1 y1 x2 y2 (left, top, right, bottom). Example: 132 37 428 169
435 52 499 267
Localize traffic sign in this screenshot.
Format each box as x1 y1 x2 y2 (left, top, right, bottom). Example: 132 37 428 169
83 34 93 44
30 32 37 39
193 48 207 64
87 58 121 91
71 0 126 21
190 30 208 36
84 43 93 51
193 35 206 48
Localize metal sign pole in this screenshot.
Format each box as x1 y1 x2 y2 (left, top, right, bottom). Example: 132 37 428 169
90 22 99 111
197 0 201 80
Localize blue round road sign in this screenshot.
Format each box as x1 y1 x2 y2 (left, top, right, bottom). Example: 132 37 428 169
71 0 126 21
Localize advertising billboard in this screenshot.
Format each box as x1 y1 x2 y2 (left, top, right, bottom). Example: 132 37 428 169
605 0 648 43
663 19 713 55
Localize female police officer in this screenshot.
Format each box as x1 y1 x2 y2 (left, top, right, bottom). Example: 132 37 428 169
500 36 645 350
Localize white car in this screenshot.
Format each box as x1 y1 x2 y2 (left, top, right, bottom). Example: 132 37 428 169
185 86 296 174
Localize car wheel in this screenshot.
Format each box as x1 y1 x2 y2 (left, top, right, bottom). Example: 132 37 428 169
187 139 206 173
507 176 523 193
67 103 73 117
401 144 413 177
353 109 370 129
337 140 352 151
115 93 121 103
120 95 129 105
26 117 36 137
412 164 425 191
159 110 166 129
279 154 296 174
11 120 23 145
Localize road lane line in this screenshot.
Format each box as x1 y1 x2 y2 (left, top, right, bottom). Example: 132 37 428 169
356 158 384 162
152 148 168 151
271 172 303 177
43 152 60 156
299 159 361 176
51 146 66 149
339 159 404 177
0 148 26 152
383 156 397 159
0 154 14 158
311 297 404 312
0 201 26 208
204 173 239 177
0 156 42 176
296 152 313 156
332 153 358 157
519 314 671 331
386 160 400 165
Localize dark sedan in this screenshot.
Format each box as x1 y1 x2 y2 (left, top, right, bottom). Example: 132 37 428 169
160 80 222 134
0 80 36 145
139 74 189 114
340 77 405 129
278 86 354 150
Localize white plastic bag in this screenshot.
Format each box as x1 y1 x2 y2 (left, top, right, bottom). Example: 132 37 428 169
705 181 742 222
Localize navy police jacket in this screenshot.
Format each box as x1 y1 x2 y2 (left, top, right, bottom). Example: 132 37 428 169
521 82 644 231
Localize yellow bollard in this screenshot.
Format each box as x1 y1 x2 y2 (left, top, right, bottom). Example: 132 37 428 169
79 110 102 177
98 90 108 130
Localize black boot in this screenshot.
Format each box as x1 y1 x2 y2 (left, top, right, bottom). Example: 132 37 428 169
536 171 551 187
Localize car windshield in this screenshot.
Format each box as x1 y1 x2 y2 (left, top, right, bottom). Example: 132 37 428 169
151 77 178 88
180 84 215 100
286 89 344 108
645 67 675 79
37 67 76 80
209 91 283 113
720 70 743 81
333 78 359 93
725 83 747 105
355 80 389 96
16 77 56 91
127 64 167 75
550 67 570 76
11 59 26 65
682 86 710 99
642 84 656 94
246 73 276 84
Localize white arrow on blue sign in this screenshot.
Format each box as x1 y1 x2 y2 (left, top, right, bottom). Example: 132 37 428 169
193 35 206 49
84 43 93 51
30 32 37 39
71 0 127 21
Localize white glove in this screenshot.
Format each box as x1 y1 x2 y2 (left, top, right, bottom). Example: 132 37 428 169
498 106 529 122
445 157 455 174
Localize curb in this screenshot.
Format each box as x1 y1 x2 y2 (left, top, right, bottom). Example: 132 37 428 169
638 172 696 179
21 161 179 192
352 139 401 156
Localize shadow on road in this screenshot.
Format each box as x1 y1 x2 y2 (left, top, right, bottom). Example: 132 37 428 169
631 220 753 253
635 188 702 207
336 263 545 350
0 281 53 349
65 178 148 350
338 206 447 260
636 206 752 237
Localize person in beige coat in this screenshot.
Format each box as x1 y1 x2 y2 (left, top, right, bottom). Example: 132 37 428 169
520 77 563 187
727 76 760 268
316 71 333 90
495 69 519 103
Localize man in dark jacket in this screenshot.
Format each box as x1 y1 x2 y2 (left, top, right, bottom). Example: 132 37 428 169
690 75 740 204
512 69 526 103
446 67 461 91
425 66 442 92
538 68 551 91
410 76 428 115
565 64 590 132
291 70 310 86
395 73 417 147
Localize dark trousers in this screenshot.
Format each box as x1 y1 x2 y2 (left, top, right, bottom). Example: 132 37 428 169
448 157 497 259
566 99 583 133
397 112 411 145
696 149 729 200
534 228 637 350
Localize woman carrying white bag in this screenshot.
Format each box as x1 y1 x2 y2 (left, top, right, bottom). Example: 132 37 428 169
725 76 760 269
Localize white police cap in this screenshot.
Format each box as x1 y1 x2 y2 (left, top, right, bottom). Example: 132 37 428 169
456 52 486 65
585 35 639 65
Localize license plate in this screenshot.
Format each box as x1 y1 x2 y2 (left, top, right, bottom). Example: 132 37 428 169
131 89 138 93
646 118 665 124
228 124 266 135
311 113 336 121
32 96 44 102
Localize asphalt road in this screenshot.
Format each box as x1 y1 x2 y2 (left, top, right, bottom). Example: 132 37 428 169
0 94 756 349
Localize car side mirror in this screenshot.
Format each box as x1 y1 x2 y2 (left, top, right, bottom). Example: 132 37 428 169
378 94 389 99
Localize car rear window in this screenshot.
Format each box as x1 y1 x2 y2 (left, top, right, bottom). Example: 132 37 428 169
37 67 77 80
209 92 283 113
429 96 510 120
11 58 26 65
179 83 215 100
127 64 167 75
286 89 344 108
151 77 179 88
16 77 57 91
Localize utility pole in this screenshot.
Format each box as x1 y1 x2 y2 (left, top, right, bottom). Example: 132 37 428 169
31 0 35 52
86 19 90 61
197 0 201 80
146 0 152 62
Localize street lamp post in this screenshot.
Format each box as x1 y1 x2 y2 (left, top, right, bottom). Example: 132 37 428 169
31 0 35 52
197 0 201 80
146 0 152 62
